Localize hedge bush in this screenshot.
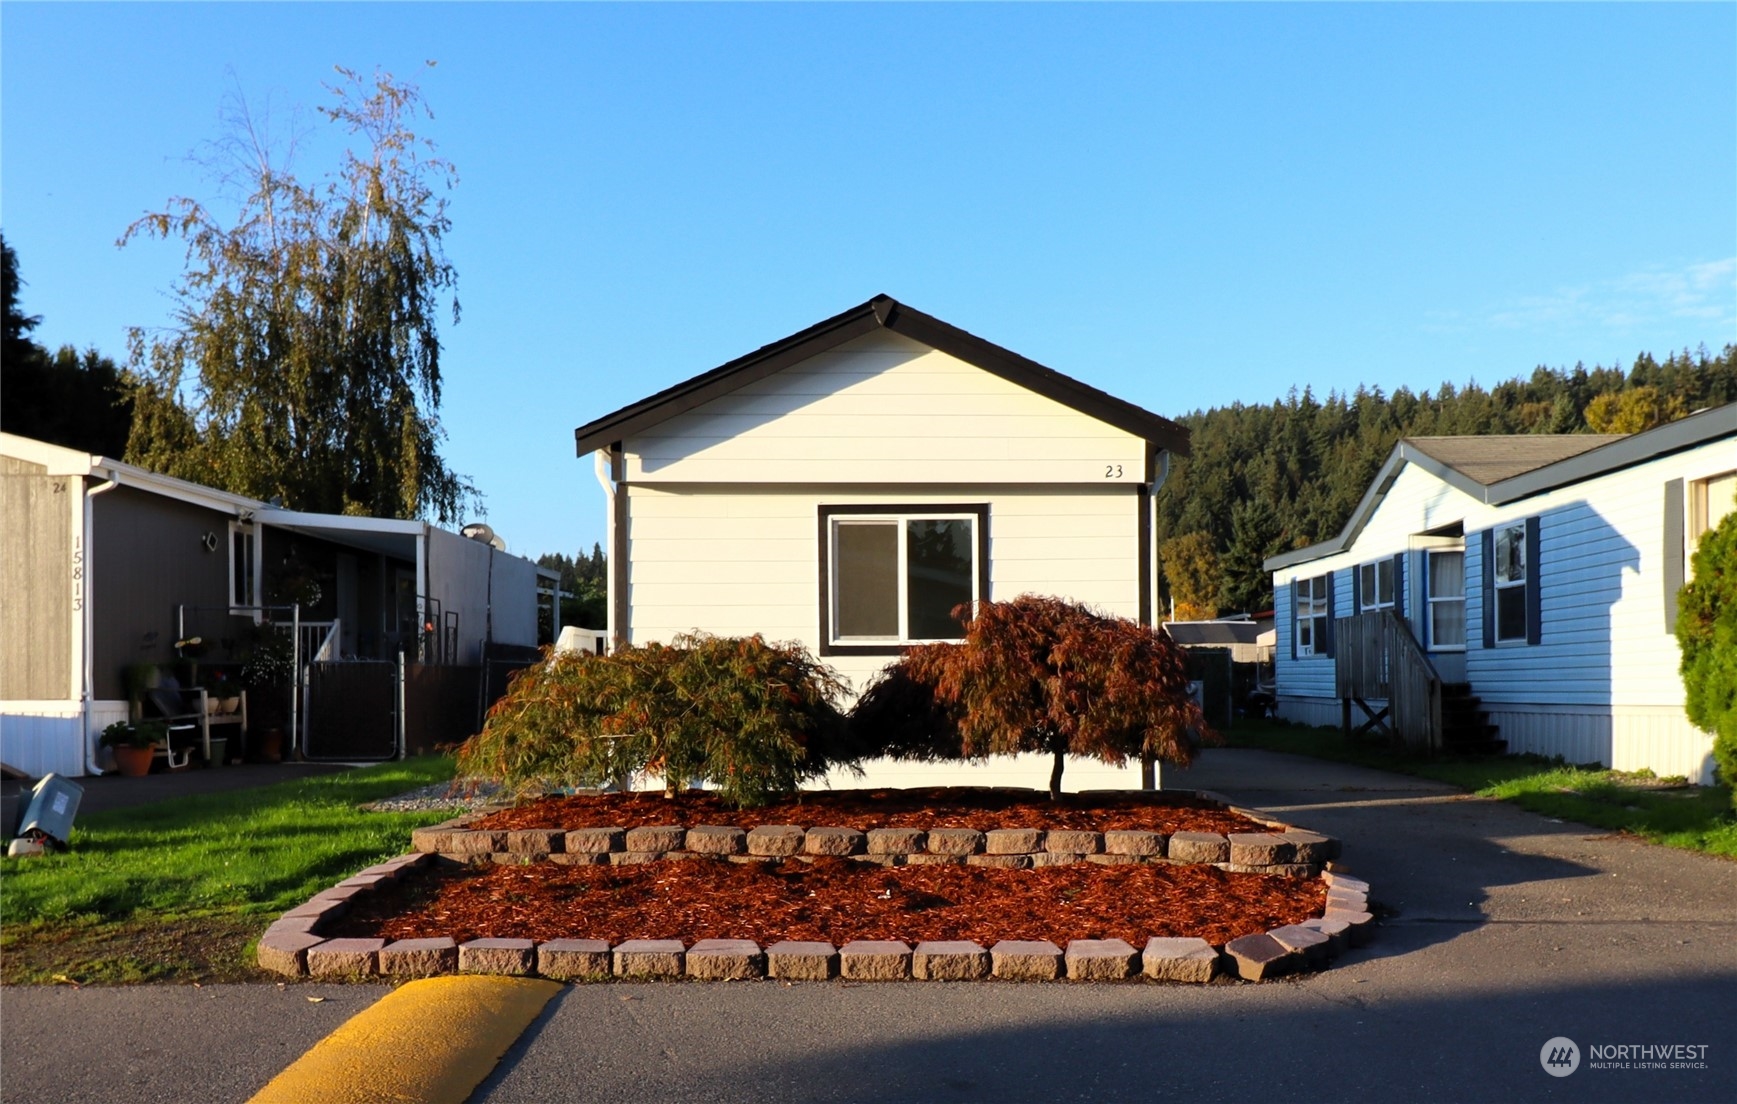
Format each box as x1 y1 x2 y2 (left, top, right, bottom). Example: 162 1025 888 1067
1677 511 1737 807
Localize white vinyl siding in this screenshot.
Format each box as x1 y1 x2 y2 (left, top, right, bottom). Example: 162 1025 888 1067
626 331 1146 486
623 485 1139 696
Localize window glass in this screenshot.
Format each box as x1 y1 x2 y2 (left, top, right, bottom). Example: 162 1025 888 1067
1492 523 1528 643
1427 549 1465 649
1295 574 1330 655
834 521 900 638
906 519 973 641
1359 560 1394 611
230 525 256 608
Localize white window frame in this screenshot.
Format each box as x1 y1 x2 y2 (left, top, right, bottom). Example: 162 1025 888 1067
823 508 982 652
228 520 261 618
1358 559 1395 612
1294 574 1329 657
1425 548 1466 652
1690 469 1736 544
1492 522 1528 644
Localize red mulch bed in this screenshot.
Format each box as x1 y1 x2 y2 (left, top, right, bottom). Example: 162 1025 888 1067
467 788 1268 835
333 858 1326 949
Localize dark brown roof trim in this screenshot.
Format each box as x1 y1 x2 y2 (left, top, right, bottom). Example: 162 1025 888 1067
574 294 1190 458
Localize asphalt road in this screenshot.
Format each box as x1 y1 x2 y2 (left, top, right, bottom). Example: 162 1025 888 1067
4 749 1734 1103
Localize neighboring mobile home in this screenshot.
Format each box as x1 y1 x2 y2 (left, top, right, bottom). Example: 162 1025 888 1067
574 295 1190 790
1264 404 1736 784
0 433 552 778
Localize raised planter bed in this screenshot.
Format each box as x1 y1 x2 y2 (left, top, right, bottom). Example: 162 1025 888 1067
259 789 1377 983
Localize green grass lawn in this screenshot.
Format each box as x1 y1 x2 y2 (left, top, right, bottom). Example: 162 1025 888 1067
0 756 459 985
1225 719 1737 858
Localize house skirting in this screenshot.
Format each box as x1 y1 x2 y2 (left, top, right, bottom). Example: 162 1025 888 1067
1 699 129 778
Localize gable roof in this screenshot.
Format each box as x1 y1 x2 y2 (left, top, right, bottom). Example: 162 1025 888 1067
1403 434 1625 486
1264 401 1737 571
573 295 1190 458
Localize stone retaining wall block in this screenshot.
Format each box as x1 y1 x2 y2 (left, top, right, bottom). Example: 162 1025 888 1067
1103 830 1164 857
686 939 766 980
608 851 664 865
1141 937 1218 983
912 941 990 980
805 827 867 856
565 827 625 854
747 825 805 856
1324 908 1376 946
1083 853 1137 866
1227 833 1296 866
766 941 837 980
1066 939 1137 980
866 828 926 855
991 940 1063 980
266 916 323 936
839 940 911 980
461 938 537 975
614 939 685 978
1267 924 1331 965
506 829 565 855
967 854 1031 869
1323 871 1370 893
1044 830 1102 855
1281 831 1336 863
258 932 324 976
1224 933 1293 980
1029 852 1082 867
624 826 686 853
307 938 385 978
686 826 747 855
985 828 1043 854
549 852 608 865
1299 916 1351 955
904 854 966 866
380 937 458 976
1166 831 1230 863
538 939 612 979
443 831 508 856
925 828 984 855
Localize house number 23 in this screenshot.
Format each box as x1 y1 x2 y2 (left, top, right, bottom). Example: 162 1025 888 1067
1104 464 1123 478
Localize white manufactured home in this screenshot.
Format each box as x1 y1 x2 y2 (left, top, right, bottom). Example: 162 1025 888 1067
1264 404 1736 784
575 295 1191 790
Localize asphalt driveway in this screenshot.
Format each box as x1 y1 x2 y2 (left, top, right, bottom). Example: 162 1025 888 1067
4 748 1733 1103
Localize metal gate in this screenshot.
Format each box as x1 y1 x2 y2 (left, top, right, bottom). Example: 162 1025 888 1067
304 660 399 761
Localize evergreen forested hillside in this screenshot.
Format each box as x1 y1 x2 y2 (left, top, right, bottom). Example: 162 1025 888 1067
1156 345 1737 617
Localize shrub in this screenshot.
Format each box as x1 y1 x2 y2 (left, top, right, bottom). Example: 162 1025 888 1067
1677 512 1737 806
456 633 848 808
850 595 1212 798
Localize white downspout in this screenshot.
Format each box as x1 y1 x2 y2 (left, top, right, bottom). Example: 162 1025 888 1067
81 473 123 775
593 449 616 650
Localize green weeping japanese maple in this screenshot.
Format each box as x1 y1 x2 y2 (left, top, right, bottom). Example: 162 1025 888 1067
851 595 1212 799
456 633 849 809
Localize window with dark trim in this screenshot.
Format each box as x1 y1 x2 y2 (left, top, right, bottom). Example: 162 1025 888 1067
229 522 257 610
1482 518 1541 647
1357 559 1395 612
1293 574 1331 657
818 505 988 656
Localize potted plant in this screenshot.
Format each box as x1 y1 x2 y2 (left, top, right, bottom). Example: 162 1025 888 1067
207 671 241 714
101 719 166 777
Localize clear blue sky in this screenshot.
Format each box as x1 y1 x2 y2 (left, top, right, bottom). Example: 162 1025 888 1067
5 3 1733 562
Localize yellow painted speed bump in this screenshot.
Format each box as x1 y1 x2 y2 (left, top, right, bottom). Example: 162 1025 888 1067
249 976 561 1104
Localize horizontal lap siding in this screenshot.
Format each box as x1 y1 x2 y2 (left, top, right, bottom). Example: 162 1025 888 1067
624 486 1138 695
627 331 1146 486
1272 567 1347 701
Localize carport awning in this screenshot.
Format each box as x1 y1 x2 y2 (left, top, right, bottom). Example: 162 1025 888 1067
254 510 425 561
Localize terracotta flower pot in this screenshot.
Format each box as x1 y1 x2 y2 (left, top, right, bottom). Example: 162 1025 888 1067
112 745 155 778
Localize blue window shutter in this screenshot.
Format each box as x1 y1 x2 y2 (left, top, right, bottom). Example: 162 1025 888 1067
1664 479 1685 634
1481 529 1495 649
1323 573 1336 657
1525 516 1542 646
1392 552 1406 619
1351 563 1362 612
1289 580 1298 660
